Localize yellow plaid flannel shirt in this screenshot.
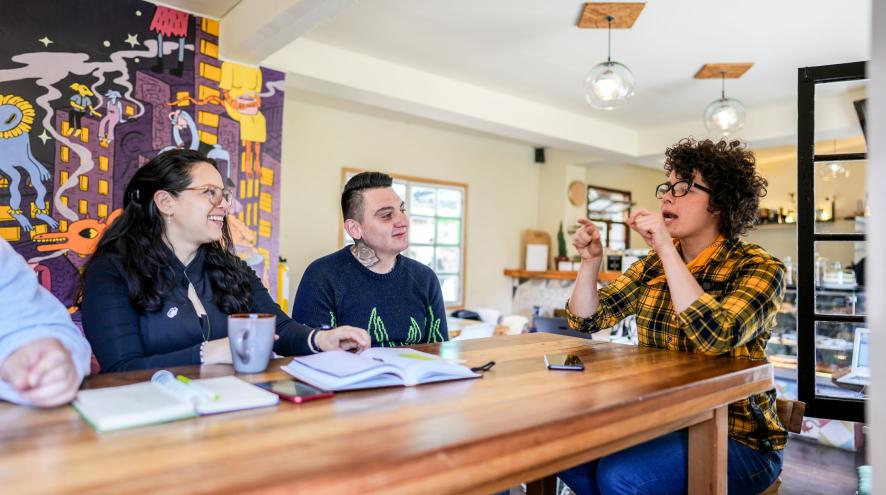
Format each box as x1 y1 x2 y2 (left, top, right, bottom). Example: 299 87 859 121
566 236 787 452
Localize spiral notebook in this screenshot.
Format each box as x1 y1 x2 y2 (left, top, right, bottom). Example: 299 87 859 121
73 372 279 432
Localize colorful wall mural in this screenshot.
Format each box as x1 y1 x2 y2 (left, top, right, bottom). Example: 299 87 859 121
0 0 286 311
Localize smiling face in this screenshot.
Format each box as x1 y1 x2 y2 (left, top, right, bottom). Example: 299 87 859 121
659 170 720 241
344 187 409 256
159 161 230 248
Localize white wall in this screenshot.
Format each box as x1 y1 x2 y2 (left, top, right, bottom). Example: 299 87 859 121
868 0 884 489
278 91 541 315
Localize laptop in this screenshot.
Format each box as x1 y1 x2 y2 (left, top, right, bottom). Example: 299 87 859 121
532 317 591 339
836 328 870 386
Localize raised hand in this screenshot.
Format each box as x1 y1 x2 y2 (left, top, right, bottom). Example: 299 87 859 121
572 218 604 262
627 209 672 251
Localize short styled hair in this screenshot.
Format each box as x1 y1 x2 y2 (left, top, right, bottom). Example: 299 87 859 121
664 138 767 239
341 171 394 221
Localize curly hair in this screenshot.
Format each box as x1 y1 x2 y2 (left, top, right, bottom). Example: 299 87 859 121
81 149 253 313
663 137 767 239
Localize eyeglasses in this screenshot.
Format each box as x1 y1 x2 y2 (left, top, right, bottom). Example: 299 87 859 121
182 185 233 207
654 180 713 199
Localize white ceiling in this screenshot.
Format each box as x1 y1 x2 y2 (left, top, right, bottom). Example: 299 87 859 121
299 0 871 128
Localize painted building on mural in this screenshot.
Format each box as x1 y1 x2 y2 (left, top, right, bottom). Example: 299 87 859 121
0 0 287 304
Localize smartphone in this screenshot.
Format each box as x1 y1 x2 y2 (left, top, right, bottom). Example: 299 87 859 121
254 380 333 403
544 353 585 371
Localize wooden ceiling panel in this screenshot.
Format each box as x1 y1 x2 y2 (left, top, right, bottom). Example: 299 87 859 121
577 3 646 28
694 63 754 79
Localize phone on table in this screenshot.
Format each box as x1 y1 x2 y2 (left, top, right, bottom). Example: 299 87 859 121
544 353 585 371
254 380 333 403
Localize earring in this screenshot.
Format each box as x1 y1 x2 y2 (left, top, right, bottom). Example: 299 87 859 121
165 214 173 225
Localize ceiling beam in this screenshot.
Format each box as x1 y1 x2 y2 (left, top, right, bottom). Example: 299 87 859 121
264 38 640 159
220 0 355 65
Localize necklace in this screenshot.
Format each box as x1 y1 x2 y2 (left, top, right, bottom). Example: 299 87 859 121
183 269 211 343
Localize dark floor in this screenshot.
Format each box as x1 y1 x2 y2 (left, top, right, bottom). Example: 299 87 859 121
522 434 864 495
780 434 863 495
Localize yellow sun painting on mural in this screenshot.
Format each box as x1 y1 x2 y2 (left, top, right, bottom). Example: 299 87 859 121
0 94 36 139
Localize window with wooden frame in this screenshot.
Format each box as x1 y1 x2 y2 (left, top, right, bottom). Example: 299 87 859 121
587 185 631 250
341 168 468 308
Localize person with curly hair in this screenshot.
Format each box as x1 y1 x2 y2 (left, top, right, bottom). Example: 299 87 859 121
559 138 786 494
80 150 369 372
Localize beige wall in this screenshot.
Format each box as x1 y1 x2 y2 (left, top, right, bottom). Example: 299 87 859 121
279 91 540 315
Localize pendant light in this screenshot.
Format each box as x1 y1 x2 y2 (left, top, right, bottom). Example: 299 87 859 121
819 139 850 181
584 15 635 110
703 71 746 135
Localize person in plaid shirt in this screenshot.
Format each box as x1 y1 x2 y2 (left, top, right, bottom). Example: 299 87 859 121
558 138 786 495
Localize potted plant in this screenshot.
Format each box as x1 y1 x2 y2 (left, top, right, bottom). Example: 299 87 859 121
554 221 571 270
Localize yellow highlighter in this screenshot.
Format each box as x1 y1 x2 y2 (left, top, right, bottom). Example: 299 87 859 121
176 374 220 401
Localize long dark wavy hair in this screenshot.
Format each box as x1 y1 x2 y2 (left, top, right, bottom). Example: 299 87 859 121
664 137 768 239
81 149 253 313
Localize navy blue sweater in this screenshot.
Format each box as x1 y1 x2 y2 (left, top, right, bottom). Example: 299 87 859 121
293 247 448 347
81 245 313 372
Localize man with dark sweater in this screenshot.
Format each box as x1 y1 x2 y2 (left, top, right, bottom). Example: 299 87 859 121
293 172 448 347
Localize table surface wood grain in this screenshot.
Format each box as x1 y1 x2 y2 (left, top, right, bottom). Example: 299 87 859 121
0 333 775 495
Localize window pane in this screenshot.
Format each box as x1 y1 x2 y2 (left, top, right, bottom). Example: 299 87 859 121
410 186 436 216
814 241 865 316
438 275 460 304
410 216 435 244
592 221 608 247
814 321 867 400
814 80 867 155
814 159 866 234
436 218 461 245
437 188 463 217
588 187 631 222
393 182 407 203
407 245 434 268
609 223 627 251
435 246 460 273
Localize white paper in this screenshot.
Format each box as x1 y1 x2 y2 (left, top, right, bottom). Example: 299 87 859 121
526 244 548 271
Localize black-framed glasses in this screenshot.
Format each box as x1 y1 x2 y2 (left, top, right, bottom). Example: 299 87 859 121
182 185 233 207
654 180 713 199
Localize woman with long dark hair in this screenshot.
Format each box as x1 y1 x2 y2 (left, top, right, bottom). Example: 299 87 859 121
80 149 369 372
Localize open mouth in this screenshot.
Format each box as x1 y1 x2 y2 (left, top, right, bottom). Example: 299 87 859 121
208 214 225 225
662 212 678 223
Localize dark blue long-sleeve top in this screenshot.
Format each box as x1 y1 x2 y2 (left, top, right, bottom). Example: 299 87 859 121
81 245 313 372
293 247 448 347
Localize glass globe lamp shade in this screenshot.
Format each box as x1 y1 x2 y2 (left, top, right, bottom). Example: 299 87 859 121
703 97 746 135
584 61 635 110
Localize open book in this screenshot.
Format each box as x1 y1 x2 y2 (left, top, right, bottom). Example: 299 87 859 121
72 371 279 432
282 347 480 391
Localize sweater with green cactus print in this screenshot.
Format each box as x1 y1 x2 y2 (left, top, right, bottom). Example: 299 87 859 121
292 247 448 347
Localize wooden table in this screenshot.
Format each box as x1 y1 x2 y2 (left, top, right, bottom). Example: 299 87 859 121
0 333 775 495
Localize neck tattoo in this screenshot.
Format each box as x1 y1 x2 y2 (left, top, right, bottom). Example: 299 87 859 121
352 240 380 268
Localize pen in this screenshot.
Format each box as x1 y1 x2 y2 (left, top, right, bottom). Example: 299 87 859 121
176 374 220 401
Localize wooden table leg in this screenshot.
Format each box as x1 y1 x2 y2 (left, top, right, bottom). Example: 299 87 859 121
688 405 728 494
526 475 558 495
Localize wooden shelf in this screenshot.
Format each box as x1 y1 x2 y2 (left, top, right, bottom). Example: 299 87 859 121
503 269 620 282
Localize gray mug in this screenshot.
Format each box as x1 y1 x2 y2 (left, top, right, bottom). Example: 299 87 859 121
228 313 276 373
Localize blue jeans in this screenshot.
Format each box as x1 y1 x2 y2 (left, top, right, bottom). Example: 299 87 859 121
557 431 783 495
